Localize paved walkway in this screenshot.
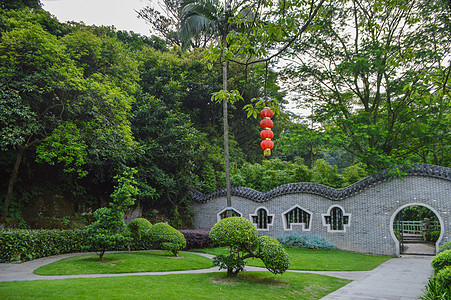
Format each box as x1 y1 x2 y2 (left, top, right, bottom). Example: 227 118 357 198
0 252 433 299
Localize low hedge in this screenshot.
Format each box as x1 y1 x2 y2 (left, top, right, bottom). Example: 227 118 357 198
0 229 89 263
179 229 213 249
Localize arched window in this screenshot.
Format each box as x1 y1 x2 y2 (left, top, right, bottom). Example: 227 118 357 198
322 205 351 232
218 208 242 221
282 205 312 231
250 207 274 230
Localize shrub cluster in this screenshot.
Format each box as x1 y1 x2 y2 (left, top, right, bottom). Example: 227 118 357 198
422 250 451 298
179 229 214 249
424 230 440 243
278 233 336 250
0 229 88 263
432 250 451 273
148 222 186 256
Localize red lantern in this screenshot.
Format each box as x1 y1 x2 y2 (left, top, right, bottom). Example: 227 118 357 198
259 107 274 156
260 129 274 139
260 107 274 119
260 139 274 156
260 118 273 129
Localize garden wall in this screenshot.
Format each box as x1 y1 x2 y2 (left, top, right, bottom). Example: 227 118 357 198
191 163 451 256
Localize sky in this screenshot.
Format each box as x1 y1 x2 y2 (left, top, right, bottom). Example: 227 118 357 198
41 0 152 36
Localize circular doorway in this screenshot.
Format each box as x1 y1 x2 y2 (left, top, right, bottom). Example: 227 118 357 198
390 203 443 256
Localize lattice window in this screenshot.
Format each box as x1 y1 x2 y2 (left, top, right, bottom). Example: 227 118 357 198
282 205 312 231
322 205 351 232
218 208 242 221
250 207 274 230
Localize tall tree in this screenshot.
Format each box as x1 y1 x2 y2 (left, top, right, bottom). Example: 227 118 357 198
285 0 451 172
180 0 327 216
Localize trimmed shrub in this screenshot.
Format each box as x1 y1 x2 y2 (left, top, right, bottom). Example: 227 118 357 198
257 236 290 274
278 233 336 250
209 217 290 277
432 250 451 272
179 229 213 249
439 242 451 254
0 229 88 263
128 218 153 250
128 218 152 239
209 216 258 249
148 223 186 256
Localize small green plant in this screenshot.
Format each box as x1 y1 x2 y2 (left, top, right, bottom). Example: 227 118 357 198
148 222 186 256
421 277 450 300
209 217 289 277
432 250 451 272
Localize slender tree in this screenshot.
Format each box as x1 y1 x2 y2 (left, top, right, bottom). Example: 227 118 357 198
180 0 327 216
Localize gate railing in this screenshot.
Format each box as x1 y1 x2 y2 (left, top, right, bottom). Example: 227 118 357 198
393 221 441 234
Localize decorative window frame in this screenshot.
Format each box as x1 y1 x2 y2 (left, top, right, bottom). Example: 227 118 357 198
217 207 243 222
249 206 275 231
322 205 351 232
282 205 313 231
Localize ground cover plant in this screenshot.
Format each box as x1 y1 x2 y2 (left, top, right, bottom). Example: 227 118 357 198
191 247 392 271
0 272 349 300
33 251 212 275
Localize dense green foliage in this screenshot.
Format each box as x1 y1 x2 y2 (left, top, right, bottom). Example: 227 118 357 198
256 236 290 275
0 229 88 263
148 222 187 256
127 218 152 241
432 250 451 272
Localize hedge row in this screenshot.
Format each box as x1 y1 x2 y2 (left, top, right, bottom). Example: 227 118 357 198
1 228 213 263
0 229 89 263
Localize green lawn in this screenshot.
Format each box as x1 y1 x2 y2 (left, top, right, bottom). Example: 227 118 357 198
34 251 212 275
0 272 349 300
191 247 392 271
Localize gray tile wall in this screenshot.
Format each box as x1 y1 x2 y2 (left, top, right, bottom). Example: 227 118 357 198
192 170 451 256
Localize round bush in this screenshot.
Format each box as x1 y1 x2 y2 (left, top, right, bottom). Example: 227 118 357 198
128 218 152 240
432 250 451 272
257 236 290 274
435 266 451 289
148 223 186 256
209 217 258 249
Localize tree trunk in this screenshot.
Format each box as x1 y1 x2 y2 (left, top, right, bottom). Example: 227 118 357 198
99 251 104 261
1 147 24 222
223 1 232 218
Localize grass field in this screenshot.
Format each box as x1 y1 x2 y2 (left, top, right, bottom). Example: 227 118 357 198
34 251 212 275
0 247 393 299
191 247 392 271
0 272 349 299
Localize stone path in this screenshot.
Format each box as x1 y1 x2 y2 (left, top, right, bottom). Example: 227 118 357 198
0 251 434 299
